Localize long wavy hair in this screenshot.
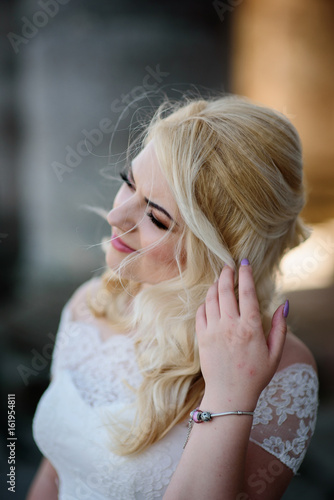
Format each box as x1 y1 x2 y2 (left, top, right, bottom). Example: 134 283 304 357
91 95 309 455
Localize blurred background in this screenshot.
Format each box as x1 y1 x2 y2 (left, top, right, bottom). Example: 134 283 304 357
0 0 333 498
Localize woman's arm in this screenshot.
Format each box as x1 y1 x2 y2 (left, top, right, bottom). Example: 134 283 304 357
164 262 289 500
26 457 58 500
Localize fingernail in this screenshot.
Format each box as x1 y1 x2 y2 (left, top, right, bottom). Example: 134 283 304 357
283 299 289 318
241 258 249 266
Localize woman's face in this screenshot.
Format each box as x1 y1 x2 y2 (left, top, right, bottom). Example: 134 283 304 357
106 142 186 284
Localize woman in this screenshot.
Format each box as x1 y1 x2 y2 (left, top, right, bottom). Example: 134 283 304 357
28 96 318 499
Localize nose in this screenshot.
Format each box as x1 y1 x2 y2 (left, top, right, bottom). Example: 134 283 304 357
107 196 138 233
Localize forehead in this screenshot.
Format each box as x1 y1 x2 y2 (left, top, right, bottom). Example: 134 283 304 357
132 142 177 209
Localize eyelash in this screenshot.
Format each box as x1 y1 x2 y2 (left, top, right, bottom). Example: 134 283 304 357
119 171 169 231
119 171 134 189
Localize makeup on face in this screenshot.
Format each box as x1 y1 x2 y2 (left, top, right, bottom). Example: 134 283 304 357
119 165 178 231
106 142 186 284
111 232 137 253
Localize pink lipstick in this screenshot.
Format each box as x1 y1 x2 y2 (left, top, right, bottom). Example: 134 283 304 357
111 233 136 253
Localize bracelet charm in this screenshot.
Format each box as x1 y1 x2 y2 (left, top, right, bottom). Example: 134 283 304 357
198 411 212 422
183 407 254 448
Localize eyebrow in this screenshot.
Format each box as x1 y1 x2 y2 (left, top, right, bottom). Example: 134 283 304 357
128 163 179 226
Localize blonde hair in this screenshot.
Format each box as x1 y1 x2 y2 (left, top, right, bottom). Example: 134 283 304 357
92 95 309 455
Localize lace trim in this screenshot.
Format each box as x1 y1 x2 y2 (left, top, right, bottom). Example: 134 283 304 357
249 363 319 474
33 371 181 500
50 305 142 408
51 305 319 475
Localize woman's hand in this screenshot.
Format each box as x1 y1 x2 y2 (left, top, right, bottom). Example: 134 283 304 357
196 260 288 410
165 261 289 500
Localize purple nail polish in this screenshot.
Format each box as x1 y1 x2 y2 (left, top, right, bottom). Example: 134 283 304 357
241 258 249 266
283 299 289 318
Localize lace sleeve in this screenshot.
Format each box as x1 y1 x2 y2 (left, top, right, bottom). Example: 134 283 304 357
249 363 319 475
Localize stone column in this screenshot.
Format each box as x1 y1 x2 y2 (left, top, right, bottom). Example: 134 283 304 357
231 0 334 223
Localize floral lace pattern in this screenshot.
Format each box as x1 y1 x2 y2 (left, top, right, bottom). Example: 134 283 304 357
33 370 184 500
250 364 319 474
33 299 319 499
51 306 143 407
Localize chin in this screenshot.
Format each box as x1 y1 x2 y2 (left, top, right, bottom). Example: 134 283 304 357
105 254 138 281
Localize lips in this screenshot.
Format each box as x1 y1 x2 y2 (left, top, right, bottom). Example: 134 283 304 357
111 233 137 253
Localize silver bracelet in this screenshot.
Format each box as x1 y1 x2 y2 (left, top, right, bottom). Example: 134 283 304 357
183 408 254 449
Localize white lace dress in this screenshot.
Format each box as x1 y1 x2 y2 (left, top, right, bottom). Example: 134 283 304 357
33 294 319 500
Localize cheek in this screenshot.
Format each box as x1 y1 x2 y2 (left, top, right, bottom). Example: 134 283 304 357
143 236 183 269
148 246 173 265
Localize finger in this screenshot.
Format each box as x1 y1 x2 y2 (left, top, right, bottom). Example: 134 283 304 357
238 260 260 319
218 265 239 319
204 280 220 324
195 302 207 333
267 303 288 366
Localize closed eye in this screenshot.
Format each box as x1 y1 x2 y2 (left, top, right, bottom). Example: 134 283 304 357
119 171 135 190
119 171 169 231
145 211 168 231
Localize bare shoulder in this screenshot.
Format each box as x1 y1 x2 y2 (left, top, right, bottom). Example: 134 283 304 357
277 329 317 374
66 277 103 321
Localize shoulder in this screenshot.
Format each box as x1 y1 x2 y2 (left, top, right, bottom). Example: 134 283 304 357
245 331 319 493
66 277 103 322
276 329 317 374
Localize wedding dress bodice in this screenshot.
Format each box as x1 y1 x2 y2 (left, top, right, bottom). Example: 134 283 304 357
33 285 319 499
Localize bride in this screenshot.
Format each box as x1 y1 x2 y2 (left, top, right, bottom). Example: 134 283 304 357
28 96 318 500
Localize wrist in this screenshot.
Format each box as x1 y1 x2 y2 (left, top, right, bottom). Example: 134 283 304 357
184 402 255 449
201 390 259 413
